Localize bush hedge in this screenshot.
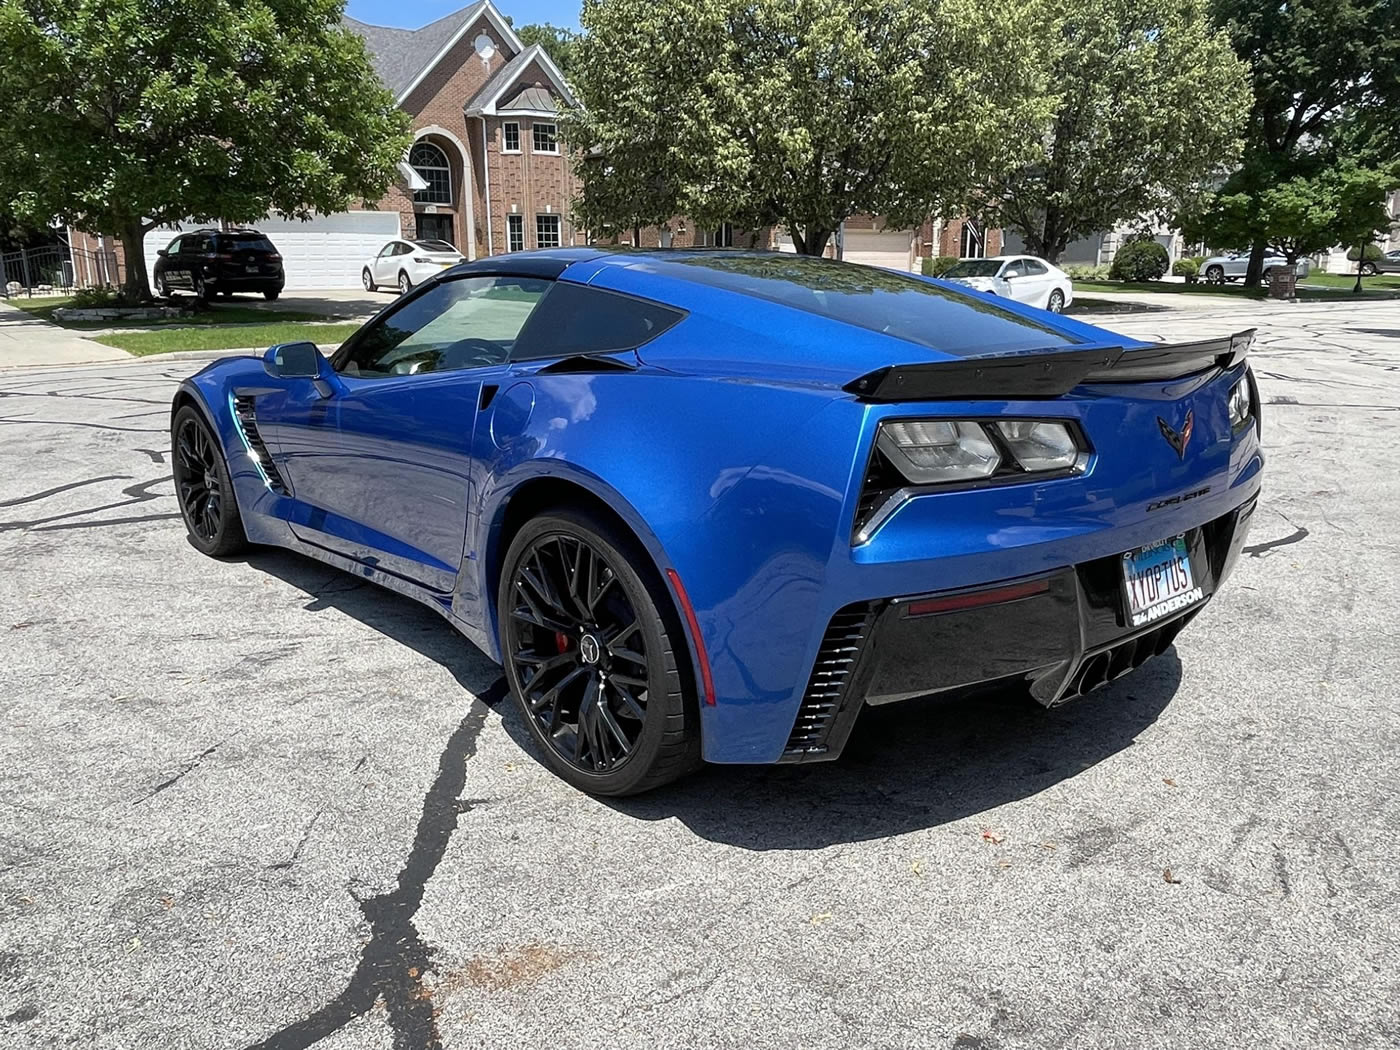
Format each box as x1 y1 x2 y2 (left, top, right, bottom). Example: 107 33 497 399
1109 239 1170 282
1171 258 1200 278
1064 263 1110 281
1347 243 1385 262
921 255 960 277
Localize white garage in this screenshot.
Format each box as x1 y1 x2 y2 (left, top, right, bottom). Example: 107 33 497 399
144 211 402 292
773 227 917 271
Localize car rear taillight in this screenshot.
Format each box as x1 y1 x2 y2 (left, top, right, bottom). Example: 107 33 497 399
413 256 430 263
267 253 281 261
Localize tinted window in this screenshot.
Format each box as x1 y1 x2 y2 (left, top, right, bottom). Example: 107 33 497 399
334 276 549 378
414 240 458 253
1022 259 1048 275
660 254 1077 356
219 233 276 252
944 260 1002 278
511 282 685 361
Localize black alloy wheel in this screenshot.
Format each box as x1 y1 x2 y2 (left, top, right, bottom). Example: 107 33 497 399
499 509 700 795
1047 288 1065 313
171 405 248 557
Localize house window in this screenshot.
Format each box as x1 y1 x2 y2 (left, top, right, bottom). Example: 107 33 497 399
536 214 561 249
507 214 524 252
959 218 985 258
502 122 520 153
409 141 451 205
532 123 558 154
713 223 735 248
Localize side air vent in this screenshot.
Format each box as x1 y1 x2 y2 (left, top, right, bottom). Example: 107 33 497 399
851 445 906 544
232 396 288 494
783 604 875 757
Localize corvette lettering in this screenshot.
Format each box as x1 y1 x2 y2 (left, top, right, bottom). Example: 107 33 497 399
1147 485 1212 512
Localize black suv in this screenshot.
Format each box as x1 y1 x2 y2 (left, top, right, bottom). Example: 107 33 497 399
153 228 286 301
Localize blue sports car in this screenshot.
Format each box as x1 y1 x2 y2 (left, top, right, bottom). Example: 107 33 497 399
171 249 1261 795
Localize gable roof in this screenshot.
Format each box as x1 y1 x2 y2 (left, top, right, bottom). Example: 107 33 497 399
344 0 525 104
463 43 577 117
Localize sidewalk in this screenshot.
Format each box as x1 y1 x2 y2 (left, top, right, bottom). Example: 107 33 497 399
0 298 130 368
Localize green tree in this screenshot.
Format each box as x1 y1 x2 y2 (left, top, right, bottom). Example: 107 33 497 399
0 0 411 301
515 23 581 79
1207 0 1400 285
972 0 1249 264
567 0 1053 256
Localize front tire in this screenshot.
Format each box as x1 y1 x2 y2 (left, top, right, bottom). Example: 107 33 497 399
1047 288 1065 313
499 509 700 796
362 268 375 291
398 271 412 296
171 405 248 557
1205 265 1225 284
154 273 171 298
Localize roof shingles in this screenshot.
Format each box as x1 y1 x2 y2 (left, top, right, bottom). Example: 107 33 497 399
343 2 485 99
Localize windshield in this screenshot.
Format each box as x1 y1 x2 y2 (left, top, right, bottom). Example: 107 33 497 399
943 260 1003 278
220 233 276 252
414 240 459 253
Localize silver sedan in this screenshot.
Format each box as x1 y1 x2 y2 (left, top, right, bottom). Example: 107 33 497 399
1200 251 1312 283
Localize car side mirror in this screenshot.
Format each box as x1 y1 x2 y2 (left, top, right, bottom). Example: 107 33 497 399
157 249 167 258
264 341 328 380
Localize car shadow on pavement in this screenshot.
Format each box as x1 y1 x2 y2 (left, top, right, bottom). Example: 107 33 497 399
243 546 1181 853
610 655 1182 851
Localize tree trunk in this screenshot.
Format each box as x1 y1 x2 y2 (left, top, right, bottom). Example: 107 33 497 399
1243 242 1267 288
119 222 152 302
797 227 831 257
1354 240 1365 294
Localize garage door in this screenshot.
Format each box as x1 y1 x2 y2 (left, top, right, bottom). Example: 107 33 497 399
144 212 401 292
841 230 915 271
773 228 916 271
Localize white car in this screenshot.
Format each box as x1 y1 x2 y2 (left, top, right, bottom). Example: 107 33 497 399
941 255 1074 313
362 239 464 295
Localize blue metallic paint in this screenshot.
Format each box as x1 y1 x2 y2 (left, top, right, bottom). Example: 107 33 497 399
175 250 1262 765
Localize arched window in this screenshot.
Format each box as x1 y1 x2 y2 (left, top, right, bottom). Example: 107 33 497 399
410 141 451 205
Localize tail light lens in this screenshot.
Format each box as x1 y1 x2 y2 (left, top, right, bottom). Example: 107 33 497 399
1228 372 1253 431
267 253 282 262
877 420 1000 483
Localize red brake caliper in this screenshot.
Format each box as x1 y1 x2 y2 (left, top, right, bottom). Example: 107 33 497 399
554 631 570 654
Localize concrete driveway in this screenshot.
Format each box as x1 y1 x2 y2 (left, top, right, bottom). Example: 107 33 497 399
1 299 1397 1048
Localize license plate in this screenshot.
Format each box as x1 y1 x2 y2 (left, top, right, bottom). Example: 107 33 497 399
1121 535 1202 628
440 260 454 267
245 265 258 273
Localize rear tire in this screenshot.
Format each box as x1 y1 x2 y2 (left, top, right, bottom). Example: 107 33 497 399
1047 288 1065 313
194 274 215 302
263 290 280 301
398 271 411 296
498 508 701 796
171 405 248 557
1360 262 1377 277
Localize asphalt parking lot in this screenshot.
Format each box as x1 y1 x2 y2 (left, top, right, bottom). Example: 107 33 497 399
2 299 1398 1048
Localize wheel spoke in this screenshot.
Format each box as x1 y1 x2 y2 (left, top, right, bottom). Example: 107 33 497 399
608 679 646 721
596 696 631 754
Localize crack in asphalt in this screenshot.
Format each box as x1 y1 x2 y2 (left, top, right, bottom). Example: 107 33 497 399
244 677 508 1050
133 734 239 806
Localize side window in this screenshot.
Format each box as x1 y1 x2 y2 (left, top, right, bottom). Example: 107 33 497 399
165 237 183 255
511 283 685 362
1002 262 1023 279
1023 259 1047 275
377 243 396 259
335 276 550 379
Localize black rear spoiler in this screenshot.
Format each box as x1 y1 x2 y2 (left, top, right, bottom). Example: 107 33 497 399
844 329 1254 402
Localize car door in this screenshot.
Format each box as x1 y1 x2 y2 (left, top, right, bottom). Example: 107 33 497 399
259 273 552 593
998 259 1031 302
1383 251 1400 274
156 236 183 288
1016 259 1052 306
373 242 400 284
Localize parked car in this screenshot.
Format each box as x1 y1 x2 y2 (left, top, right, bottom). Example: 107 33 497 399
941 255 1074 312
153 228 285 301
172 248 1261 796
1358 249 1400 276
1199 251 1312 283
363 239 464 295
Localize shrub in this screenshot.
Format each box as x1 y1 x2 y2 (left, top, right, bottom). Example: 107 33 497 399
921 255 960 277
71 286 123 308
1171 257 1200 278
1346 243 1385 262
1109 239 1170 281
1063 263 1110 281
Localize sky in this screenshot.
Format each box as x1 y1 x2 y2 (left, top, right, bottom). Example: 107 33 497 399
345 0 581 30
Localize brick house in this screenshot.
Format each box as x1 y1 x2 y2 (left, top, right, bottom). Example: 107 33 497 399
347 0 580 261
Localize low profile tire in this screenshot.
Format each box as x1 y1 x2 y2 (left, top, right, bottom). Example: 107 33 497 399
1047 288 1066 313
1205 265 1225 285
362 268 375 291
498 508 701 796
263 290 280 301
1360 262 1377 277
398 271 412 296
171 405 248 558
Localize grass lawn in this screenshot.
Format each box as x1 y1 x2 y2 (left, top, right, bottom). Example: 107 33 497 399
96 322 361 356
1297 272 1400 291
1072 279 1400 302
7 295 335 328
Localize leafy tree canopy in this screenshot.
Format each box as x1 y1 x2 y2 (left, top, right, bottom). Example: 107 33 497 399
567 0 1054 256
0 0 412 300
972 0 1250 263
1203 0 1400 283
515 23 581 78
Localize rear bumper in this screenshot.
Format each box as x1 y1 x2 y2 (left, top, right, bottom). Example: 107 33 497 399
781 495 1257 762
